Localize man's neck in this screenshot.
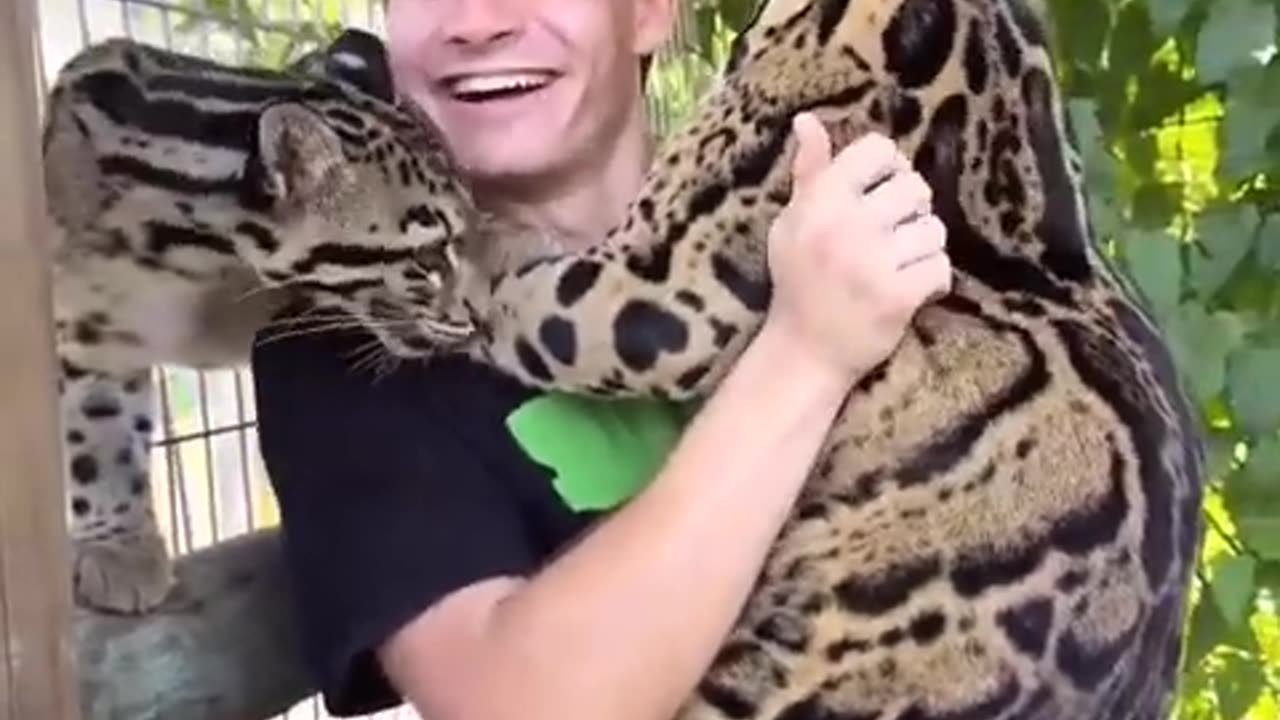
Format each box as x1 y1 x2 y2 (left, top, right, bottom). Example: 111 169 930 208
473 104 655 251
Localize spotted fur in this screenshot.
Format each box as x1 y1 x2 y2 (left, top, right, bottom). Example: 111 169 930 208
44 30 476 613
434 1 1203 717
51 2 1205 715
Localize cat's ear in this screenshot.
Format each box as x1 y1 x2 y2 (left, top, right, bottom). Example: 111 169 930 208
256 102 352 210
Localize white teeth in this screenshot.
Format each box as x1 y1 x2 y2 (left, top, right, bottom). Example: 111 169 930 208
450 72 552 97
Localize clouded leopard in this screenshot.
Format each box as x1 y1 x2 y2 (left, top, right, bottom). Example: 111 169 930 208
44 29 478 613
47 0 1204 717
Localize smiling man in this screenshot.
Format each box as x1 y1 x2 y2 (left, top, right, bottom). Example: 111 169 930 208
251 1 951 718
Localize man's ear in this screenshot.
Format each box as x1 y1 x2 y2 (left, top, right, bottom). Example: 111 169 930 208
632 0 676 57
256 102 352 210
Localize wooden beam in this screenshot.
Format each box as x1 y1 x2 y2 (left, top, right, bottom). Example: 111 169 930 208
75 530 315 720
0 0 83 717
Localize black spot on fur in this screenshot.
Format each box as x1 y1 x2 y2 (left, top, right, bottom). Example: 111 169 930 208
754 612 810 653
71 454 99 484
897 300 1048 486
777 695 877 720
71 496 91 517
514 337 552 383
235 221 280 254
1003 297 1046 317
1056 568 1089 592
1054 317 1179 590
1022 68 1093 283
879 627 905 647
61 360 90 380
996 597 1054 657
908 610 947 644
963 19 989 93
814 0 851 44
889 91 923 136
835 554 941 615
398 204 439 232
699 641 764 718
1048 441 1130 554
82 399 122 419
613 301 689 373
144 220 236 258
898 673 1021 720
675 290 705 311
883 0 956 89
131 476 147 496
677 363 712 392
626 243 673 283
98 154 243 197
1056 620 1139 691
951 540 1044 598
914 94 1075 306
67 429 86 444
289 243 413 275
556 259 602 308
709 317 738 349
994 10 1024 76
537 317 577 366
825 636 873 661
711 253 770 313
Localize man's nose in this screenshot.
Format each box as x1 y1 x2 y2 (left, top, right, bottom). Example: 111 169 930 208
442 0 522 46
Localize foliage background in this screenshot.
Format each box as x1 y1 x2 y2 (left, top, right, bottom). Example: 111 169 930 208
148 0 1280 717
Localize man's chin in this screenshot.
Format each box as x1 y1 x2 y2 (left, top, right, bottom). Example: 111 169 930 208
455 149 568 191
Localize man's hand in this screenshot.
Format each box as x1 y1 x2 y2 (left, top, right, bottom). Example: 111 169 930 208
763 113 952 380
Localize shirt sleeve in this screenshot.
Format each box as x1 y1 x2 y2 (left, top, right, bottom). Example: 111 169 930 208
251 312 537 716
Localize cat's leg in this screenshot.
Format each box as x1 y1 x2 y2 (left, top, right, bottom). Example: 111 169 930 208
60 361 172 613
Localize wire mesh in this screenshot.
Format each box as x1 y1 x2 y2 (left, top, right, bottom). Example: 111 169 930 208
36 0 711 717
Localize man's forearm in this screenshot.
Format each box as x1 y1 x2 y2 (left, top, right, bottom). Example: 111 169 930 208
454 320 856 720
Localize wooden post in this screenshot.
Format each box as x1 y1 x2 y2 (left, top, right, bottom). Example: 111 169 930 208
0 0 82 718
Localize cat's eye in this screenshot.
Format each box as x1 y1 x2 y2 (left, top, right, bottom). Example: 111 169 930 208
412 243 454 290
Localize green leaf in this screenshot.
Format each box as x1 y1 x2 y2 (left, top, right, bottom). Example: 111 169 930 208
1222 95 1276 183
1185 591 1260 668
1148 0 1195 35
1048 0 1111 73
1067 99 1115 195
1258 215 1280 270
1166 304 1246 403
1226 347 1280 435
1220 65 1280 181
716 0 757 32
1211 554 1258 626
1188 205 1259 299
1107 1 1160 79
1195 0 1277 85
1215 652 1267 720
1122 228 1183 319
1227 438 1280 559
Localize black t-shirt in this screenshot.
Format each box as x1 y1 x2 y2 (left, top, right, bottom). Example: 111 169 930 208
252 308 690 716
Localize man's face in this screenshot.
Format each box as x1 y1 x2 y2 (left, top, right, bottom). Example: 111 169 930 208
386 0 670 188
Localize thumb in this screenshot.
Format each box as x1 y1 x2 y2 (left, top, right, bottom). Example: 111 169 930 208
790 112 832 192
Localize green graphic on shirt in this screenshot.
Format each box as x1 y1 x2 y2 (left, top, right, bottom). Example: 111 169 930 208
505 392 697 512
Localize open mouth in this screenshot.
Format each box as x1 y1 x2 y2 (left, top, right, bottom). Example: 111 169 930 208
444 71 557 103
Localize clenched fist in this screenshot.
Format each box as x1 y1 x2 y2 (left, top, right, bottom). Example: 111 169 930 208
763 112 952 381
